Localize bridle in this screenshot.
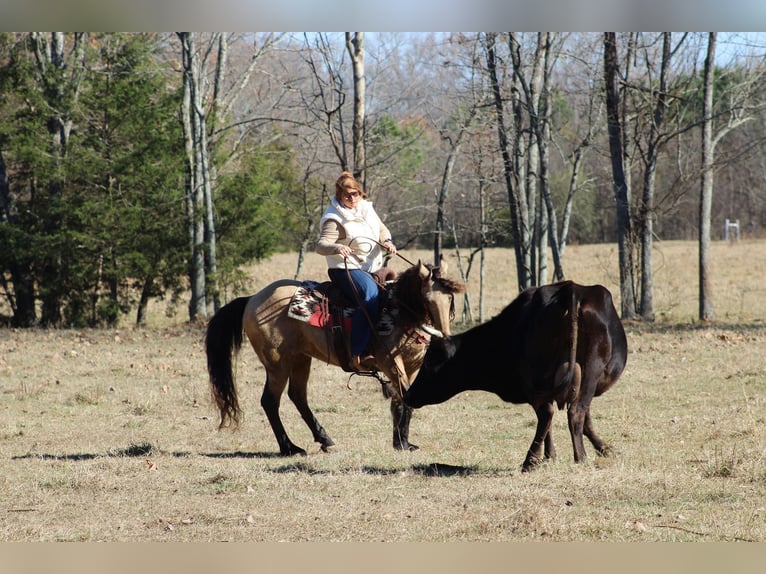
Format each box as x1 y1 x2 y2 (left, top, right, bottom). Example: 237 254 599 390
339 238 447 391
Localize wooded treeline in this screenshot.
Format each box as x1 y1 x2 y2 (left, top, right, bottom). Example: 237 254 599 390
1 32 765 328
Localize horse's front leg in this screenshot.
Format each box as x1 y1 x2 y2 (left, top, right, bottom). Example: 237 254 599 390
384 355 418 451
390 397 418 451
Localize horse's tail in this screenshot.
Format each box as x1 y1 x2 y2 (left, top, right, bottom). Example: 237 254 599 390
205 296 250 429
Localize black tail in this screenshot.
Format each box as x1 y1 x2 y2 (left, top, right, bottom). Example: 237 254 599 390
554 284 581 409
205 296 250 429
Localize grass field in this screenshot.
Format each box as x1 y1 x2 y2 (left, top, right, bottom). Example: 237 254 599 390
1 240 765 542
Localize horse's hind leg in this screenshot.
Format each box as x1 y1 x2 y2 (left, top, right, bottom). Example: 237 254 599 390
260 368 307 456
287 354 335 452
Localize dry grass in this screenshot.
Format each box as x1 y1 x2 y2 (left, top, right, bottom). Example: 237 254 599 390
1 239 765 541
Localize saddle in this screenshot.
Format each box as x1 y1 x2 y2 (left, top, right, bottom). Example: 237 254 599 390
287 268 397 372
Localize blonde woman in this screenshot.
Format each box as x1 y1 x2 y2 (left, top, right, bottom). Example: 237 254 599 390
316 172 397 371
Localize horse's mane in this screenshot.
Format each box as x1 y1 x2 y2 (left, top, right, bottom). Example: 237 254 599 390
392 263 466 325
434 274 467 296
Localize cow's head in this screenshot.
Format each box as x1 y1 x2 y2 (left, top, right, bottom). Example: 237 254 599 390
403 334 461 408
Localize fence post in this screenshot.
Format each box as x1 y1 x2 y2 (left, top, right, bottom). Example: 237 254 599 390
723 219 740 242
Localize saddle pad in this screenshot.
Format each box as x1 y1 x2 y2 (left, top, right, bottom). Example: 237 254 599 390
287 284 334 327
287 282 395 336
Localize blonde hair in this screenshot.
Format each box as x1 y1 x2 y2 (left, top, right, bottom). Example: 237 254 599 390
335 171 366 201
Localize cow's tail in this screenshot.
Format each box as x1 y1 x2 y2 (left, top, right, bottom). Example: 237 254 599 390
554 284 581 410
205 296 250 429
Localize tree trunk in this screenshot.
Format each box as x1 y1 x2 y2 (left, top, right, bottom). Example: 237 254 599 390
179 32 207 322
346 33 366 185
603 32 637 319
535 33 565 282
523 34 543 284
699 33 717 321
486 33 528 291
0 149 36 326
637 33 671 322
433 107 476 266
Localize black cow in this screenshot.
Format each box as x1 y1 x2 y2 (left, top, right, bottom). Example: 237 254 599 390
404 280 628 472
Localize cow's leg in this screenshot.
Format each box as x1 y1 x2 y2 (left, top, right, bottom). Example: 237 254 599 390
286 354 335 452
261 368 307 456
544 414 557 461
567 400 589 463
522 402 556 472
583 410 612 456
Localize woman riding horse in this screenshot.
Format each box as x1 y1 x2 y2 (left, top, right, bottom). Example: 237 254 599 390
316 171 397 372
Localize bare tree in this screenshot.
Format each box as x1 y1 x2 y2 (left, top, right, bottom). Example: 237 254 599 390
484 32 528 291
552 35 604 259
346 33 366 181
433 105 478 266
697 33 763 320
636 33 675 321
699 33 717 322
178 32 279 321
302 33 349 171
603 33 638 319
179 32 209 322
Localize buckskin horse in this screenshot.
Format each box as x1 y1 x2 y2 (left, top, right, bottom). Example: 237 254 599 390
205 259 465 455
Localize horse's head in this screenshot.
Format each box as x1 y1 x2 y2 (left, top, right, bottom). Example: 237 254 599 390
421 258 466 336
395 258 466 336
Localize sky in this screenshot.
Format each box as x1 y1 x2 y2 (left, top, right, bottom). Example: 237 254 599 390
3 0 766 32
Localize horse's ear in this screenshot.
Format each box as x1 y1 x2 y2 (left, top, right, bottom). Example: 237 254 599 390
435 254 448 277
417 259 431 281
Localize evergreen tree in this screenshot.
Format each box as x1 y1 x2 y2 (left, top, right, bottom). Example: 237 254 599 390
213 138 303 294
1 33 186 327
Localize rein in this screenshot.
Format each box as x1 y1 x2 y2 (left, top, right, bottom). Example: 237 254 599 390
338 237 445 392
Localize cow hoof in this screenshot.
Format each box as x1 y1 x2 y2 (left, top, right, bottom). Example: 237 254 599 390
596 446 613 457
394 441 419 452
521 456 544 472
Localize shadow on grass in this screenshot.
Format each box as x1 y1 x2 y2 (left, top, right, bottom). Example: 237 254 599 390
411 462 477 477
262 461 479 477
12 444 479 477
11 442 192 461
201 451 286 459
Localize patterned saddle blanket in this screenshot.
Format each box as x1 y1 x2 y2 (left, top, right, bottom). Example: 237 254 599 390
287 280 395 336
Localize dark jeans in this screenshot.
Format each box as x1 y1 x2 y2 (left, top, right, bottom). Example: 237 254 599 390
328 268 380 356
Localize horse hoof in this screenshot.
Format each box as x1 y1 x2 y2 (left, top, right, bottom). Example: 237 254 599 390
281 445 307 457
